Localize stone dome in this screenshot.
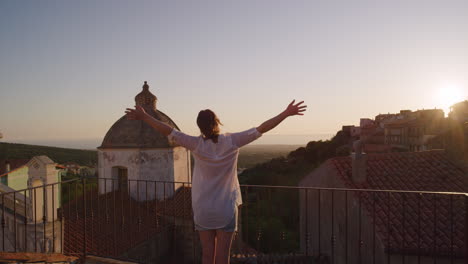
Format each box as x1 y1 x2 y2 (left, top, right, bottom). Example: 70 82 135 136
99 82 180 149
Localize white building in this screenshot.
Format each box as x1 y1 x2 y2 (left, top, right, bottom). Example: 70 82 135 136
0 155 62 253
97 81 191 201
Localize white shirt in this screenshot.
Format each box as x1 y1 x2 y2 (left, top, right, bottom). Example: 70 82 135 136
168 127 262 229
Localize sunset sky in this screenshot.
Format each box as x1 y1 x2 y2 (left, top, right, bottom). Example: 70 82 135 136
1 0 467 148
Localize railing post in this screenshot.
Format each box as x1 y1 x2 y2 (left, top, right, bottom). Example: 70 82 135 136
433 194 437 263
331 190 335 264
305 189 308 256
24 190 28 252
112 179 117 256
345 190 348 264
52 185 55 253
13 192 17 252
82 177 87 257
34 188 37 252
42 186 46 253
59 190 64 254
318 189 321 256
465 195 468 264
2 194 5 251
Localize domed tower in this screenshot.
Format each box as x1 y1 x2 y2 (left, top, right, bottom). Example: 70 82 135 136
97 81 191 201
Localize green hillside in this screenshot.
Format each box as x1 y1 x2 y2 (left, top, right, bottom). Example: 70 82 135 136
239 130 352 186
238 131 352 253
0 142 298 168
238 144 302 168
0 142 97 166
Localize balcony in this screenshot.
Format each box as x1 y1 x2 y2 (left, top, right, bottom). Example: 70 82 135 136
0 178 466 263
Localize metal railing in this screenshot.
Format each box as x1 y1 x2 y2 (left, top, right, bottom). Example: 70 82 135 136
0 177 466 264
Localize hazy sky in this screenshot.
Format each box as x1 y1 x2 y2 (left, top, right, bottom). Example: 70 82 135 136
1 0 467 147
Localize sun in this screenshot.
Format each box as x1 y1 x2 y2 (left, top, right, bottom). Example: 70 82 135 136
436 85 464 115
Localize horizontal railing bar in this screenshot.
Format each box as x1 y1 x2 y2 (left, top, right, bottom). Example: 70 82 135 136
239 184 468 195
2 176 465 197
97 178 468 196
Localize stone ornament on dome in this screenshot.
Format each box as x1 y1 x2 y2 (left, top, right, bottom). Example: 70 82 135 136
99 81 180 149
135 81 158 111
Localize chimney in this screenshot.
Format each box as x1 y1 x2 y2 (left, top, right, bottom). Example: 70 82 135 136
5 161 10 173
351 140 367 183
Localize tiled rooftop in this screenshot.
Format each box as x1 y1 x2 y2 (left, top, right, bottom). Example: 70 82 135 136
329 150 468 256
62 186 255 261
63 187 193 257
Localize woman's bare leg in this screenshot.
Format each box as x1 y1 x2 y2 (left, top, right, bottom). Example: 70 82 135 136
199 230 217 264
215 230 234 264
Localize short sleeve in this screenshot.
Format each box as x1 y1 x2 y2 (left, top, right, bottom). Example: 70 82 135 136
167 129 199 151
230 128 262 148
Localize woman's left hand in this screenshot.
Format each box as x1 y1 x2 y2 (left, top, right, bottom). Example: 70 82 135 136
125 105 147 120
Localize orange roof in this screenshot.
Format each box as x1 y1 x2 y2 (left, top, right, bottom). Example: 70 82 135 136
62 186 193 257
62 186 254 259
0 159 29 178
329 150 467 257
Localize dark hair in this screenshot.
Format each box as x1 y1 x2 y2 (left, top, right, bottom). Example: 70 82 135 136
197 109 222 143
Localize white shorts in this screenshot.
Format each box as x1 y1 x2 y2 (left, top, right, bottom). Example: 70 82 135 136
194 207 238 232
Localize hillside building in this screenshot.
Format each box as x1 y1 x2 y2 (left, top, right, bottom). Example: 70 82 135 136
346 109 446 153
449 100 468 123
384 109 445 151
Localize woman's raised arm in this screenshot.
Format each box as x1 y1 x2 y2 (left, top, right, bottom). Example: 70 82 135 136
256 100 307 134
125 106 173 136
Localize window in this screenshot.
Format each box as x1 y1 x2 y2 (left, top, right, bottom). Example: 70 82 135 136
0 175 8 186
118 167 128 192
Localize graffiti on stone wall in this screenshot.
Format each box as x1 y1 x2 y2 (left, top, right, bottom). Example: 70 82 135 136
128 152 170 165
102 152 116 163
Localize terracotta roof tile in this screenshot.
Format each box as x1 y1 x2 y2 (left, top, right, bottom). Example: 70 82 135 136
0 159 29 176
329 150 468 257
61 185 256 259
62 186 193 257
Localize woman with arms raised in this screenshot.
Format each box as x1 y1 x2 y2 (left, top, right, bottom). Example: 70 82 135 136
125 100 306 264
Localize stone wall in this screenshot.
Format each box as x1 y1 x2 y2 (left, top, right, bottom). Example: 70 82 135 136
0 210 63 253
98 147 191 201
299 162 387 264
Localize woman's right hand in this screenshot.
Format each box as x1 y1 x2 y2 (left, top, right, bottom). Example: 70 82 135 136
125 105 147 120
256 100 307 134
284 100 307 116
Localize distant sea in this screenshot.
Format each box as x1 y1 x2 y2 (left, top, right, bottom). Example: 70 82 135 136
5 134 334 150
